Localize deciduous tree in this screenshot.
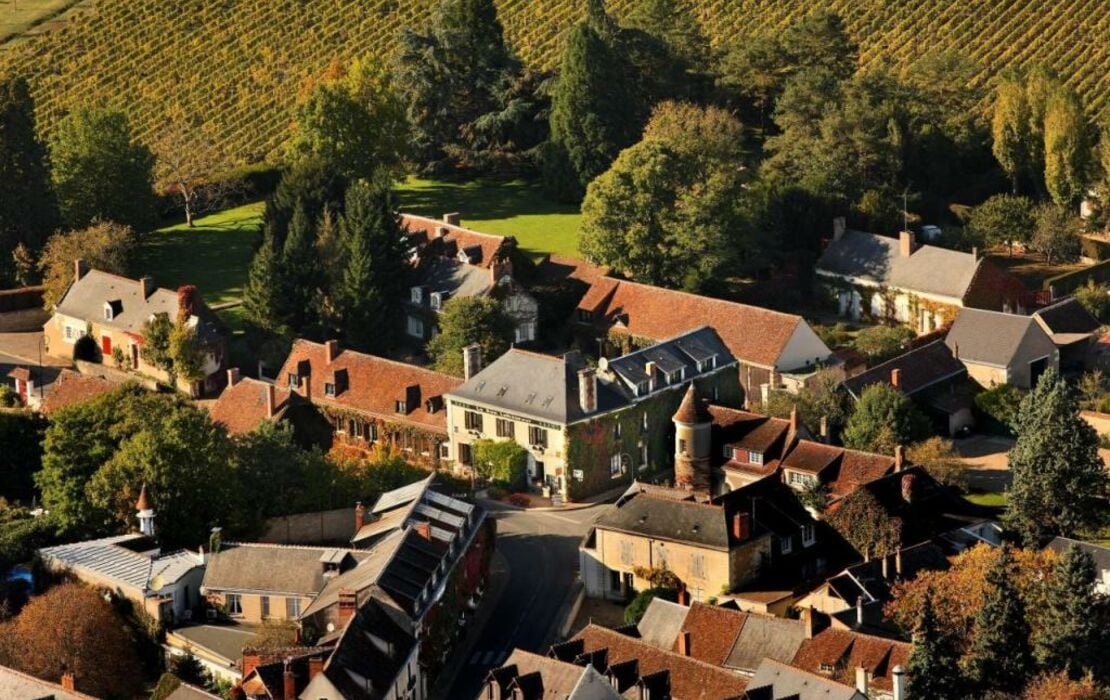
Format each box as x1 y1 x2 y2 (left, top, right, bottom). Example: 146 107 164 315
151 117 236 227
992 76 1034 193
472 439 528 488
968 194 1035 256
428 296 514 376
38 221 136 308
1044 86 1093 208
842 383 931 454
826 489 902 560
966 545 1034 695
907 437 968 490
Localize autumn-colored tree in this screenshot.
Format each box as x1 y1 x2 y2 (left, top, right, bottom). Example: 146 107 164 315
825 489 902 560
0 583 143 698
1022 672 1106 700
906 437 968 490
38 221 137 308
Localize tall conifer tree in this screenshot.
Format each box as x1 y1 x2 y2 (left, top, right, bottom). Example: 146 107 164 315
966 546 1034 696
906 588 964 700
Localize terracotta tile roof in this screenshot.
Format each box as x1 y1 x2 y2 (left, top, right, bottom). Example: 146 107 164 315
277 340 460 433
782 441 841 476
535 254 609 286
7 366 31 382
577 278 816 368
572 624 748 700
790 629 910 693
40 370 116 414
674 385 711 424
673 603 749 667
208 377 293 435
402 214 510 270
825 450 896 500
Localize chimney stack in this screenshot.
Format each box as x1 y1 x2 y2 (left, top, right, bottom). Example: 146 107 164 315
265 383 276 418
732 512 750 541
676 584 688 607
802 608 817 639
789 405 798 433
415 521 432 540
899 230 916 258
73 259 88 282
354 502 365 533
890 368 901 389
882 555 890 581
301 375 312 400
645 361 658 391
892 665 906 700
856 596 864 626
308 657 324 682
443 212 461 226
894 444 904 471
325 339 339 364
855 667 870 695
227 368 240 387
463 344 482 381
338 589 357 624
283 660 296 700
819 415 829 443
578 368 598 414
896 549 903 577
677 631 691 657
140 276 155 300
901 474 916 503
833 217 846 242
952 341 959 360
435 225 449 238
61 673 76 692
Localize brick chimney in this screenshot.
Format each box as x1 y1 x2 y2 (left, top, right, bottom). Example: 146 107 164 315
308 657 324 682
578 368 598 414
645 361 658 391
894 444 904 471
443 212 461 226
265 383 277 418
283 659 296 700
463 344 482 381
61 673 76 691
676 584 688 606
325 339 339 364
899 231 916 258
338 589 357 625
901 474 916 503
890 368 901 389
73 259 88 282
242 652 262 679
732 512 751 541
354 502 365 532
677 630 691 657
140 276 156 300
415 521 432 540
227 368 240 387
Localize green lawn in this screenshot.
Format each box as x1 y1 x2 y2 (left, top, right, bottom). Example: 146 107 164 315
964 491 1009 508
396 177 581 259
134 202 263 306
0 0 86 45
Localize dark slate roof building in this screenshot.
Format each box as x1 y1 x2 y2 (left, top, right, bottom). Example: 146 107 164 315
842 340 966 399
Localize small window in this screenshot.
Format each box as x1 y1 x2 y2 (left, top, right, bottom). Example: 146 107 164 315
802 524 816 547
410 287 423 304
324 382 336 397
464 411 483 431
287 373 298 388
713 385 719 401
610 454 622 477
641 413 648 432
65 326 74 340
439 443 450 459
395 400 407 413
430 291 443 310
458 443 473 465
779 535 793 555
406 315 424 338
515 322 536 343
749 451 763 465
528 426 548 447
577 309 592 322
226 594 242 616
636 381 648 396
678 438 687 455
103 307 112 321
620 540 633 565
286 597 301 619
496 418 514 438
260 595 270 619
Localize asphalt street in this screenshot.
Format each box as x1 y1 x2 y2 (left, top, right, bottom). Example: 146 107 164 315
447 502 609 699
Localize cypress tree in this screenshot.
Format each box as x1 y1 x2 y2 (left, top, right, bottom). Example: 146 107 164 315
336 181 411 352
0 76 58 282
242 232 288 333
1034 544 1106 680
1005 367 1109 546
906 588 964 700
966 546 1034 696
281 200 322 332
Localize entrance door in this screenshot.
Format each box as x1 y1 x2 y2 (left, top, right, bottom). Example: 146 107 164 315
534 461 545 483
101 335 112 355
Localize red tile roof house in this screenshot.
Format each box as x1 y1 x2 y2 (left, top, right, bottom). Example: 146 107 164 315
276 339 461 468
42 261 227 397
574 275 836 407
207 368 333 448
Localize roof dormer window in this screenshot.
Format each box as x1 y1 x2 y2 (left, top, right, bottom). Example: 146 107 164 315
103 300 122 321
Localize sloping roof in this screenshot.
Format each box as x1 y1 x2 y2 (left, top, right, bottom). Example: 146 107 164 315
417 256 494 299
790 629 910 694
595 493 731 550
748 658 863 700
781 441 842 476
816 230 979 300
0 663 98 700
636 599 690 650
165 682 224 700
1046 536 1110 573
577 277 824 368
39 534 202 593
674 385 711 424
572 624 748 700
317 595 417 700
673 603 748 667
488 650 620 700
402 214 510 270
842 341 966 398
961 258 1029 311
944 308 1049 366
825 450 898 501
277 339 460 433
202 543 369 595
301 530 405 618
535 254 609 287
724 614 807 674
40 369 117 414
208 377 294 435
1034 297 1101 340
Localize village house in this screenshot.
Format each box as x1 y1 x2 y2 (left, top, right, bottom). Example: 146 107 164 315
572 274 835 403
1031 297 1101 374
747 659 870 700
38 487 206 626
207 368 332 448
234 647 329 700
779 441 898 505
477 649 621 700
816 220 1025 334
402 213 539 345
42 262 226 396
276 339 460 468
445 327 742 501
944 307 1059 389
708 405 796 491
0 664 99 700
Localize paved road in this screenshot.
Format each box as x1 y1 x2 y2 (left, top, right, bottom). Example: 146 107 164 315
447 502 608 699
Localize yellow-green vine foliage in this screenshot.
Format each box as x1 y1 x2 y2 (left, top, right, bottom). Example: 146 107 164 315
1 0 1108 170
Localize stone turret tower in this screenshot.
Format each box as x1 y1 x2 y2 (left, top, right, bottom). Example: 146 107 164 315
136 483 156 537
673 385 712 492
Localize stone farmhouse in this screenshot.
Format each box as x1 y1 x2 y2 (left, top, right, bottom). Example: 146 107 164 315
944 307 1059 389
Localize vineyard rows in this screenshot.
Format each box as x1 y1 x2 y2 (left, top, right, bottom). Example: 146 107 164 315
0 0 1105 169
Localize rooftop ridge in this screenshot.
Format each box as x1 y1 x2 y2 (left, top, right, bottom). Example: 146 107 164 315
401 213 509 242
611 325 731 362
581 623 746 674
291 339 458 379
80 267 182 296
602 277 805 323
221 541 362 553
631 492 723 511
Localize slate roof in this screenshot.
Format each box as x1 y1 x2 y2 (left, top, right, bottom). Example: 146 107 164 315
40 369 117 414
790 629 910 694
486 650 621 700
748 658 863 700
577 276 829 369
40 534 202 593
1034 297 1101 342
1046 536 1110 573
636 599 689 650
816 230 980 300
417 256 495 299
165 682 224 700
277 339 460 433
208 377 294 435
595 493 732 550
724 614 807 674
944 308 1051 367
570 624 748 700
202 543 370 595
0 663 98 700
842 340 966 398
402 214 510 270
316 595 417 700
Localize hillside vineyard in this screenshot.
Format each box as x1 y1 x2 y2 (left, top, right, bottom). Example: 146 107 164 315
2 0 1107 167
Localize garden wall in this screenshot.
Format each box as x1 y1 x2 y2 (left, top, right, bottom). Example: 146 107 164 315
259 507 355 545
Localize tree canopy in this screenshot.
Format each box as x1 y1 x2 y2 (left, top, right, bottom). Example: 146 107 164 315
968 194 1035 256
842 383 931 454
428 296 515 376
38 221 136 308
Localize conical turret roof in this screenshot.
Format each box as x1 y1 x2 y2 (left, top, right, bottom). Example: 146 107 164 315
673 385 710 424
135 483 152 512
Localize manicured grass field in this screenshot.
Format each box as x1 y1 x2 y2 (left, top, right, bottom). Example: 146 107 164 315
133 202 263 307
396 177 581 259
964 491 1009 508
0 0 84 45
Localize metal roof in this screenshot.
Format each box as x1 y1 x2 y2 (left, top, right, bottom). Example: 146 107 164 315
40 534 202 594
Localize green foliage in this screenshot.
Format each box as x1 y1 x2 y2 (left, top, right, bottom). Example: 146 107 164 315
472 439 528 488
795 368 852 436
149 673 182 700
0 515 59 568
907 437 968 491
428 296 515 376
232 422 340 527
280 201 324 332
49 107 156 231
966 546 1034 695
1033 544 1107 680
1005 368 1109 546
843 383 931 454
578 102 752 291
623 0 710 74
624 587 677 624
992 75 1034 193
974 383 1024 433
72 334 100 363
140 312 205 386
168 649 211 688
0 75 58 284
1032 203 1082 265
1044 86 1094 207
826 488 902 559
852 324 914 364
242 232 289 334
0 411 46 503
968 194 1035 256
38 220 136 309
906 588 965 700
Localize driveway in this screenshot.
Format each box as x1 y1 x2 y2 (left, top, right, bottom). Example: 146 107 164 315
444 502 608 699
954 434 1015 492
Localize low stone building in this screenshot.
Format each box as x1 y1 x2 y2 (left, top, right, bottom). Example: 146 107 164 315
944 307 1058 389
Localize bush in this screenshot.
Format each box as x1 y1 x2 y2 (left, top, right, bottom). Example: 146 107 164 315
974 384 1025 434
505 493 531 507
1072 280 1110 322
472 439 528 489
624 587 678 624
853 324 915 364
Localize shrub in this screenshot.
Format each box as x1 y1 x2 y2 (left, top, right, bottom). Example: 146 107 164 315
472 439 528 489
72 334 100 362
974 384 1025 434
505 493 531 508
1073 280 1110 322
853 324 915 364
624 587 678 624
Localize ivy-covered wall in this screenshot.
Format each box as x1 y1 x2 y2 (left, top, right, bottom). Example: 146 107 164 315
564 372 742 501
318 405 446 469
816 277 959 332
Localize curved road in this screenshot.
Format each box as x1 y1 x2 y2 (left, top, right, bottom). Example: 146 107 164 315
447 502 607 699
